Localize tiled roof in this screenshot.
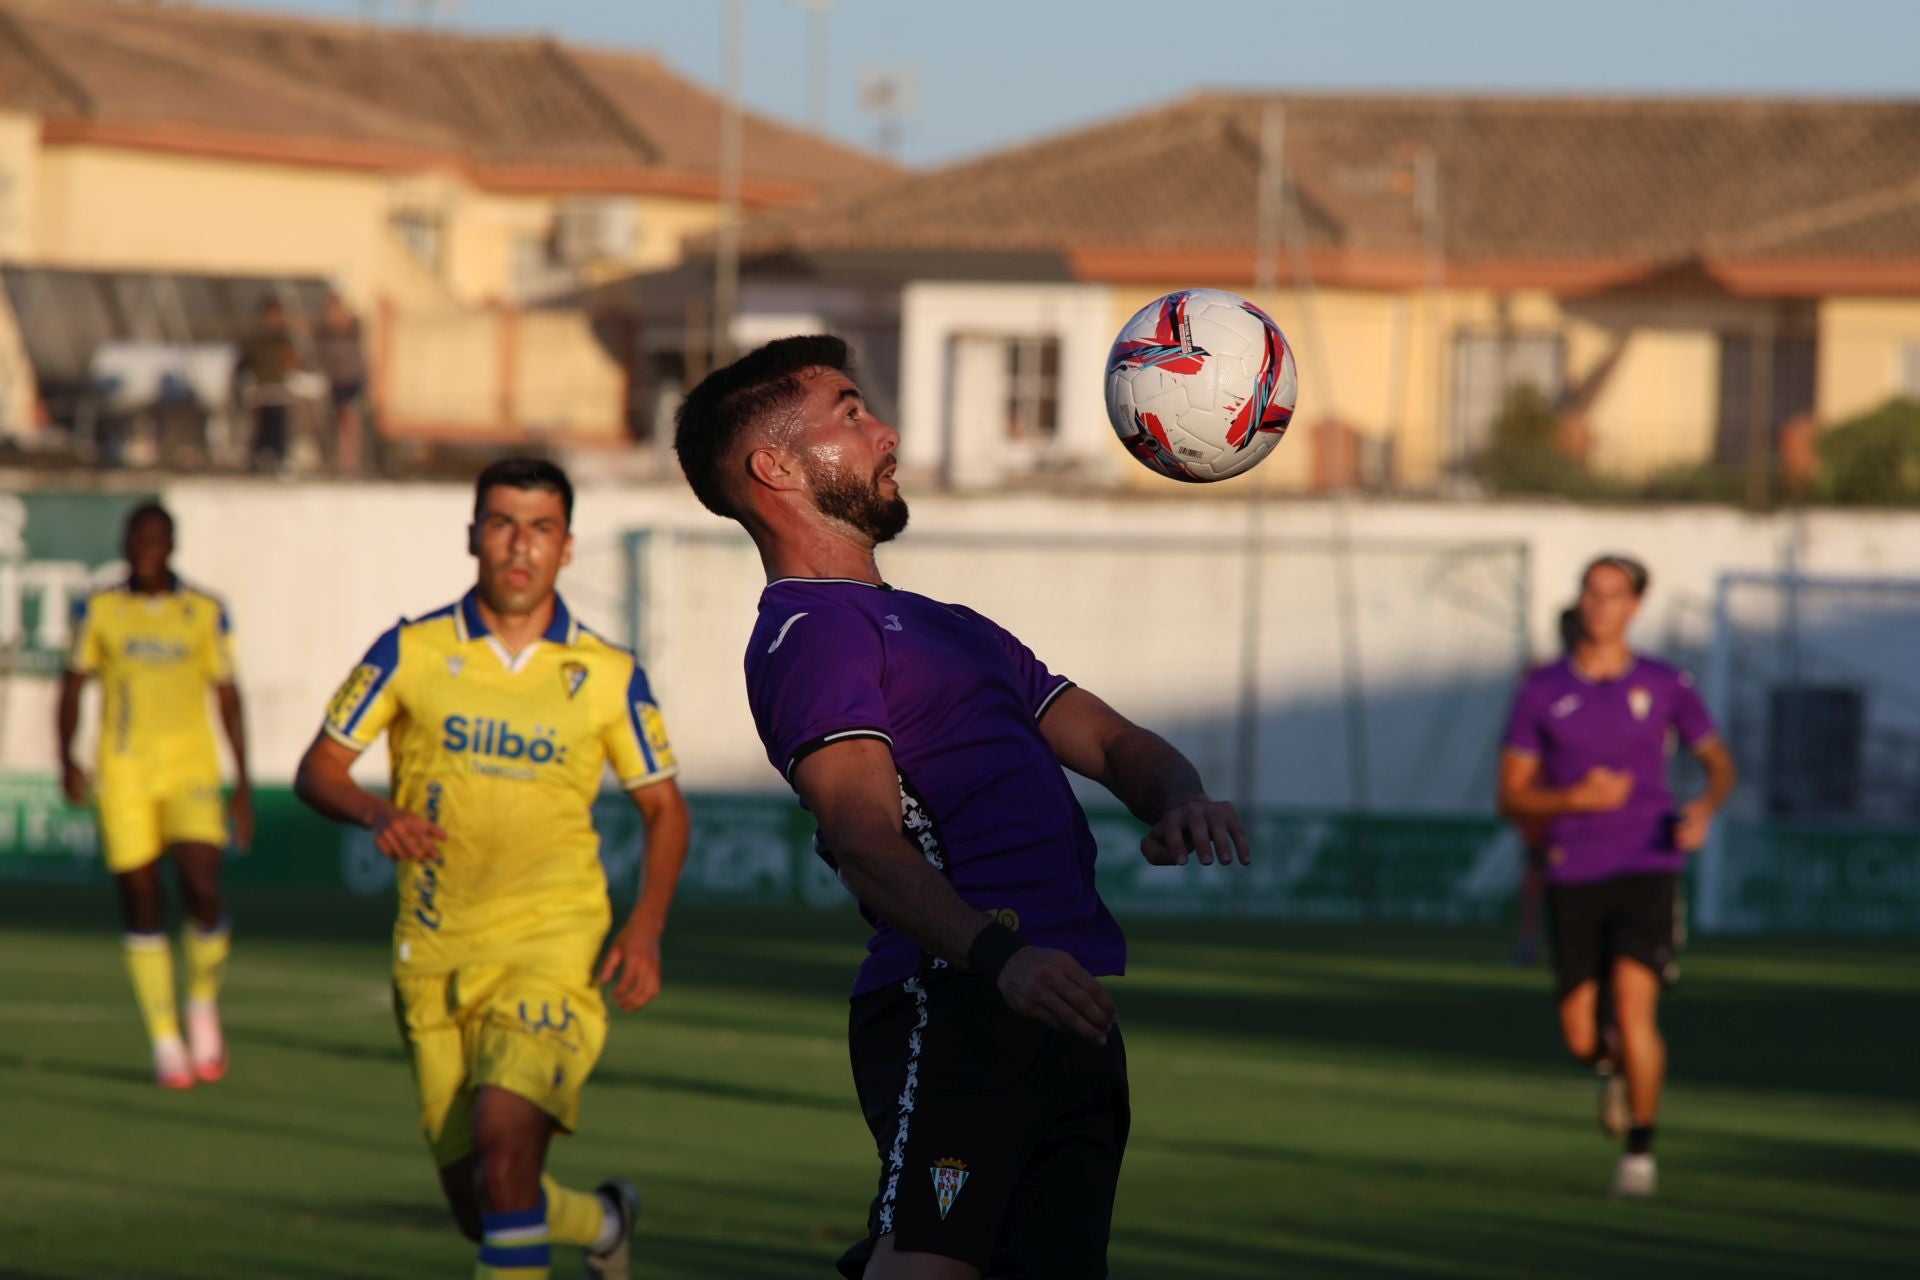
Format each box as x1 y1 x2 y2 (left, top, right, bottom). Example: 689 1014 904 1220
729 90 1920 271
0 0 895 192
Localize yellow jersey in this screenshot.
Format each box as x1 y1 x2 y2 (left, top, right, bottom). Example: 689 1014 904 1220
67 577 235 793
322 590 678 976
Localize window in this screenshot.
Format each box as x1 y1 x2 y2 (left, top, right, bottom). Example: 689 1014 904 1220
1449 331 1565 463
1003 336 1060 441
389 209 445 275
1715 333 1817 465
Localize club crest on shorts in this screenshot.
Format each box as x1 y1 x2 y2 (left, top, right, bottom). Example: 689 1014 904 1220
929 1158 969 1220
1628 687 1652 721
561 662 589 699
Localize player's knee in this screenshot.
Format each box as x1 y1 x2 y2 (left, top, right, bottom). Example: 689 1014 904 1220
181 877 223 923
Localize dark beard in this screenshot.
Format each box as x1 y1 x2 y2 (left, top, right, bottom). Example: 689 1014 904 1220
810 463 909 544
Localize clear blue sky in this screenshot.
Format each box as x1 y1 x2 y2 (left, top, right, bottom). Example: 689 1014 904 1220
244 0 1914 166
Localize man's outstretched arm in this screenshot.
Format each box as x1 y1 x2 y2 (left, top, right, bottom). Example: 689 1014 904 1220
1039 686 1249 866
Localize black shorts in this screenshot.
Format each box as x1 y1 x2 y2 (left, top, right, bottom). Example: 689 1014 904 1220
837 967 1130 1280
1547 872 1684 999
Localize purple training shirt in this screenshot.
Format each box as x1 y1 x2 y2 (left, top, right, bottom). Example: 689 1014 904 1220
744 578 1127 996
1503 655 1719 884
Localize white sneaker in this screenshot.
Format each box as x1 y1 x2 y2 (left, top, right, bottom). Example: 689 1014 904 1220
1609 1152 1657 1198
154 1035 195 1090
186 999 228 1083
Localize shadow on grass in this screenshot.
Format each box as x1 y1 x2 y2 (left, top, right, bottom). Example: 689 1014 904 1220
590 1064 846 1114
9 886 1918 1108
225 1024 406 1066
0 1051 154 1087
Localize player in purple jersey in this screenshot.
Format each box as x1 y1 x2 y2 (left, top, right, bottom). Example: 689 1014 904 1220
1498 555 1738 1198
674 336 1250 1280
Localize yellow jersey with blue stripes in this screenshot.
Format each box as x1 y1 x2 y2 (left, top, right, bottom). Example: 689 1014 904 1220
322 590 677 975
67 577 235 793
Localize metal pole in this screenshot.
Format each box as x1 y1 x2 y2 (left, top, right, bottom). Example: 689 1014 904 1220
800 0 831 130
1699 572 1735 933
713 0 745 368
1232 103 1285 816
1414 146 1448 469
1745 308 1776 511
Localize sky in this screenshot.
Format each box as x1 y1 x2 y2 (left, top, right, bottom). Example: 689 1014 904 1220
242 0 1915 166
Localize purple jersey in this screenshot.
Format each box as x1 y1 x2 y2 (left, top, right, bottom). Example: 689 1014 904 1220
1503 655 1719 884
744 578 1126 995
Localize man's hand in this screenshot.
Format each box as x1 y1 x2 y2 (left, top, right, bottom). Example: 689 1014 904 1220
1142 796 1249 867
229 783 256 854
370 802 446 863
996 946 1117 1045
1673 798 1716 852
60 761 89 807
1566 766 1633 814
597 919 664 1012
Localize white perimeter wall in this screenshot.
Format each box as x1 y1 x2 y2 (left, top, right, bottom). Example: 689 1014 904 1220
7 479 1920 812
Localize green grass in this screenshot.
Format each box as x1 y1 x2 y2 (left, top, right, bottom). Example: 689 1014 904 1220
3 885 1918 1278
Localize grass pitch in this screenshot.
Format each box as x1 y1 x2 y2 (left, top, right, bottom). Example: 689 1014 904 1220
3 885 1917 1278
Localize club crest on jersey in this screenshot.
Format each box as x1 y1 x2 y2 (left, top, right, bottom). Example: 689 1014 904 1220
930 1158 969 1220
562 662 589 700
1550 694 1581 719
1629 687 1652 721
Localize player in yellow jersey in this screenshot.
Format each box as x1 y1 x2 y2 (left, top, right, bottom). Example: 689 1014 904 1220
57 502 253 1090
295 459 689 1280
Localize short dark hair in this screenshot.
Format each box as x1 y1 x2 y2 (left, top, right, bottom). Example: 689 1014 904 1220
1584 554 1649 597
473 456 573 527
123 501 173 538
673 335 854 519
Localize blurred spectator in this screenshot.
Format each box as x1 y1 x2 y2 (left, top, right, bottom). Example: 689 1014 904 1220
240 298 300 472
318 291 369 474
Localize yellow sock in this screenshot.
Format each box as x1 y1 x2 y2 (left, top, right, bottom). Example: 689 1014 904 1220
184 917 232 1005
476 1205 548 1278
540 1174 607 1248
122 933 181 1044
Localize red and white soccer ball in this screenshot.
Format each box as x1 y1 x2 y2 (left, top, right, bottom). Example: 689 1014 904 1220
1104 288 1298 482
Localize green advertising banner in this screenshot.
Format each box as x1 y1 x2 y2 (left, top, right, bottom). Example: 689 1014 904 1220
0 491 157 677
3 778 1915 935
1713 818 1920 934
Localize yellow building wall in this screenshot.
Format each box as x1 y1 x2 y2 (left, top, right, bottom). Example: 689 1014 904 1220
383 308 502 427
31 145 406 308
1820 297 1920 423
0 114 40 432
1577 327 1720 481
511 311 625 435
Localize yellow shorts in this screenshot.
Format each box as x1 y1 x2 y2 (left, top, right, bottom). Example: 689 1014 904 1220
96 782 227 873
392 963 609 1168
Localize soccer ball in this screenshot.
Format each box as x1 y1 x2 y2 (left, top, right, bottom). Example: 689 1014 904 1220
1104 288 1298 482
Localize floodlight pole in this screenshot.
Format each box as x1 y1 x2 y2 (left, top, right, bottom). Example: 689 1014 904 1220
1232 104 1286 818
800 0 832 130
713 0 745 368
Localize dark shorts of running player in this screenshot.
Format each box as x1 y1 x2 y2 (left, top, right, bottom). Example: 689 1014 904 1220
1546 871 1685 999
838 968 1131 1280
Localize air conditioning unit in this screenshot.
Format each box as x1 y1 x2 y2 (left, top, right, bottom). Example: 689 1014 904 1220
553 199 638 265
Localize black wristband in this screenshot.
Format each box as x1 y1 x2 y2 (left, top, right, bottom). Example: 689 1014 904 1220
966 920 1029 981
